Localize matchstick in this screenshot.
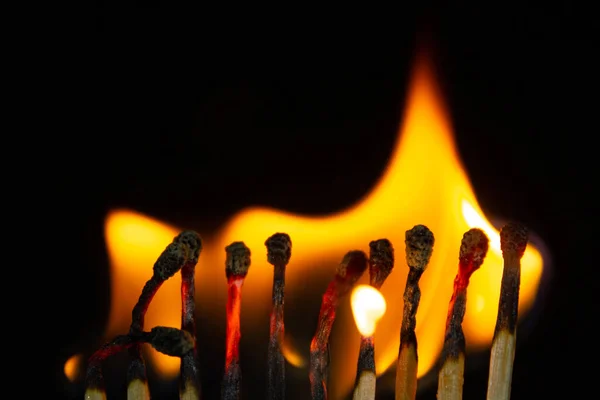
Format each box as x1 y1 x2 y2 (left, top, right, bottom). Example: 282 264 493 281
84 326 195 400
309 250 368 400
221 241 251 400
395 224 434 400
265 232 292 400
486 222 528 400
437 228 489 400
352 239 394 400
127 230 202 400
178 231 204 400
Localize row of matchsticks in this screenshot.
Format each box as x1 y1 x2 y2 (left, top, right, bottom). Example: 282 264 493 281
84 222 528 400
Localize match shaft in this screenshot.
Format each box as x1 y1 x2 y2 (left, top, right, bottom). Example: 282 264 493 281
486 223 527 400
352 335 376 400
222 275 245 400
437 289 468 400
395 268 423 400
309 284 338 400
128 274 163 395
396 225 433 400
180 262 201 400
267 263 286 400
265 232 291 400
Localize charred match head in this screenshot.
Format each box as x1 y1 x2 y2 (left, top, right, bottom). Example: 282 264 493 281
368 239 394 288
265 232 292 266
147 326 195 357
405 224 435 271
500 222 528 258
174 230 203 264
336 250 368 285
459 228 489 271
153 240 188 280
225 241 251 278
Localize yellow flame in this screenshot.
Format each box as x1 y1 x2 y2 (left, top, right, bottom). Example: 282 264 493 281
67 50 546 399
351 285 387 336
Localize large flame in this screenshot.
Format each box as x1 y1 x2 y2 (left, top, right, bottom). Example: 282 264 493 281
72 51 544 399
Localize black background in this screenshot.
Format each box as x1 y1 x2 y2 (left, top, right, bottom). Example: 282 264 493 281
50 4 594 399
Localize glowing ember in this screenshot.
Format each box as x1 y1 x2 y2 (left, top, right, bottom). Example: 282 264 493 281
68 50 545 399
351 285 387 337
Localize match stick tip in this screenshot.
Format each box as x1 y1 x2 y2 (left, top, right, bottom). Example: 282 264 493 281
405 224 435 271
148 326 195 357
175 230 203 263
153 241 189 280
265 232 292 266
369 238 394 278
337 250 368 281
225 241 251 277
459 228 489 269
500 221 528 257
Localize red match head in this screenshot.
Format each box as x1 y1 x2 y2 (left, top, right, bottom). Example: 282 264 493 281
458 228 489 275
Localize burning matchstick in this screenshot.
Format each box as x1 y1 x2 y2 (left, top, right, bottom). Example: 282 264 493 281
395 224 434 400
265 232 292 400
437 228 489 400
486 222 528 400
221 241 251 400
351 239 394 400
178 231 204 400
309 250 368 400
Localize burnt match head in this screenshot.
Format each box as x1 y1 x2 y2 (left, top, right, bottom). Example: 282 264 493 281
405 224 435 271
459 228 489 270
368 239 394 288
174 230 203 264
148 326 195 357
225 241 251 278
336 250 368 283
265 232 292 266
153 241 188 280
500 222 528 258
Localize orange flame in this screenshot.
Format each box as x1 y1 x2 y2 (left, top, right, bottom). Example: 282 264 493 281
68 51 545 399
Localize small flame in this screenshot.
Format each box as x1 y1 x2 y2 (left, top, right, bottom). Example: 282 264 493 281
64 353 82 382
351 285 387 337
68 49 546 399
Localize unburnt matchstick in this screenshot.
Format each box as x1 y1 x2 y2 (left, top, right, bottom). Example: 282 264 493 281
265 233 292 400
395 224 434 400
437 228 489 400
221 241 251 400
309 250 368 400
84 326 195 400
486 222 528 400
178 231 204 400
352 239 394 400
129 230 201 400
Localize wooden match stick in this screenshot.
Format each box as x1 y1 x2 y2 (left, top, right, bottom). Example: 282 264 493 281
395 224 434 400
221 241 251 400
309 250 368 400
265 232 292 400
437 228 489 400
352 239 394 400
84 326 195 400
178 231 204 400
486 222 528 400
125 230 201 400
